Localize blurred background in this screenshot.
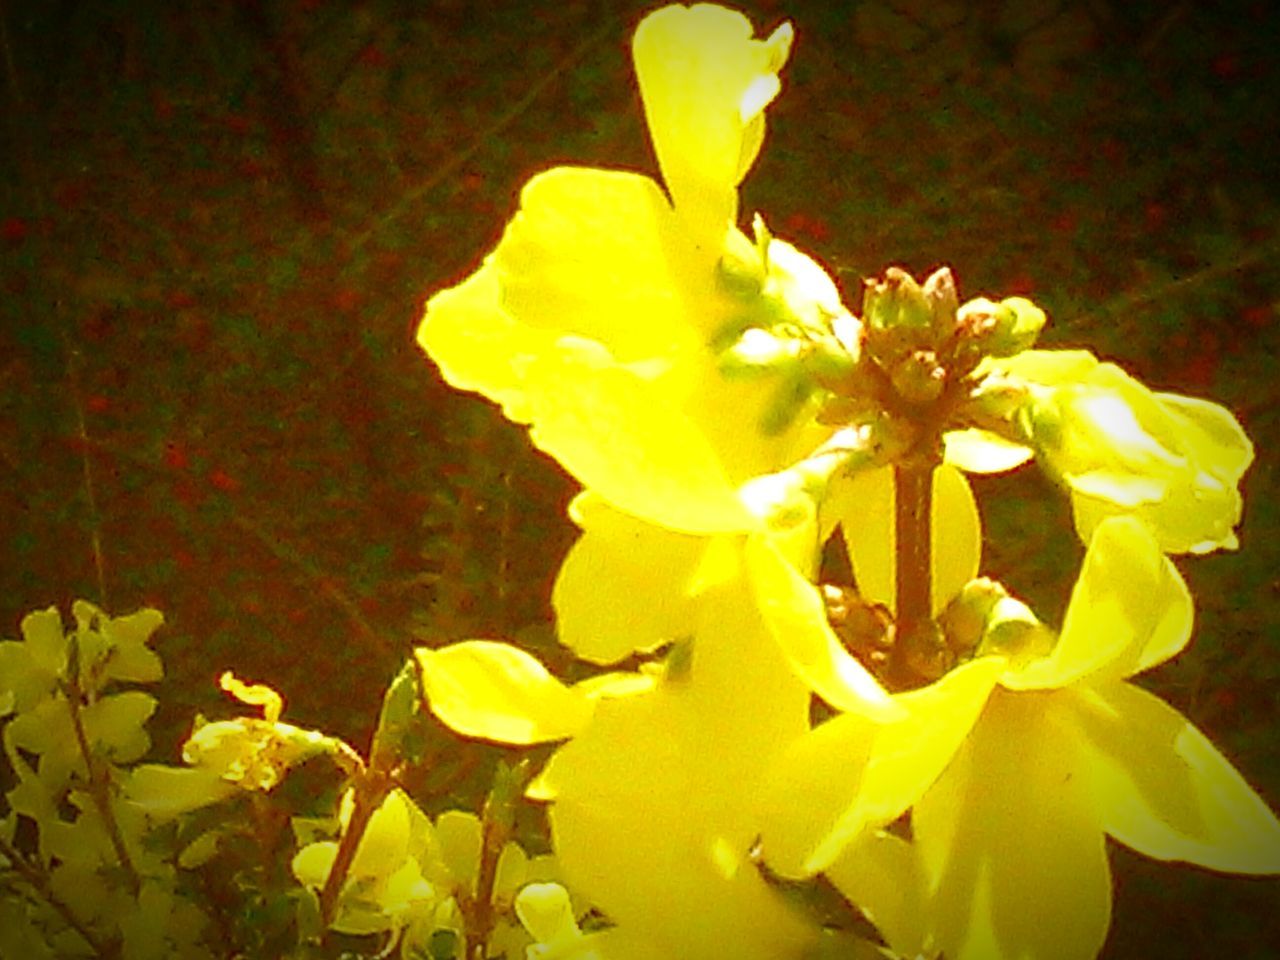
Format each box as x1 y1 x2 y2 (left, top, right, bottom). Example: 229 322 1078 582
1 0 1277 955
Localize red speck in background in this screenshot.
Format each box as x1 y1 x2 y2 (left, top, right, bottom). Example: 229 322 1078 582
86 395 111 414
224 111 253 136
1 217 28 244
1211 54 1239 80
1144 201 1167 232
1050 210 1078 236
152 89 175 122
209 469 239 493
332 288 361 313
166 289 198 310
163 441 189 471
174 548 197 571
357 44 388 68
460 171 485 193
54 179 89 210
1004 273 1036 296
1242 304 1272 331
781 211 831 244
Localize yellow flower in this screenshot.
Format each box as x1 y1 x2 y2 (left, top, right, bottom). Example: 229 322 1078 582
418 4 847 537
754 516 1280 960
982 349 1253 554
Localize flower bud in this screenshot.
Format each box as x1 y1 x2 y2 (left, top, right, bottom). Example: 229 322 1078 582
938 576 1008 658
922 266 960 342
862 267 934 368
958 296 1046 359
889 349 946 405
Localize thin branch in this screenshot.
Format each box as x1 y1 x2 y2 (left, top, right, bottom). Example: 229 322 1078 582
64 634 140 896
340 12 620 266
63 342 109 607
0 835 118 959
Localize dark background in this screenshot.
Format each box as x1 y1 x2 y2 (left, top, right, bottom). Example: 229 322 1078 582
1 0 1277 955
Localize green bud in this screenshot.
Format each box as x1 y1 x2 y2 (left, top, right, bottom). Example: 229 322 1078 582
760 371 816 435
889 349 946 405
716 224 767 300
978 595 1055 667
939 577 1009 658
957 295 1047 359
922 266 960 342
863 267 932 336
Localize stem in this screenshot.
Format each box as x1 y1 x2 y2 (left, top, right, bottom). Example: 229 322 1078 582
890 461 933 686
318 766 388 928
64 636 140 896
0 834 119 958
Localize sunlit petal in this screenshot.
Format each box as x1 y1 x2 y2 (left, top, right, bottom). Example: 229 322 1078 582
914 690 1111 960
1005 516 1192 690
1067 681 1280 874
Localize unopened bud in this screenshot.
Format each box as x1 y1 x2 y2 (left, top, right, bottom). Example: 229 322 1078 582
922 266 960 342
889 349 946 405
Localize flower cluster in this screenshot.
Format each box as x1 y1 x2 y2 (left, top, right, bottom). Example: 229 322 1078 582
415 5 1279 959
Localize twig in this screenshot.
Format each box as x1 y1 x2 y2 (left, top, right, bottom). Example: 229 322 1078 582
339 12 620 266
0 834 118 959
1067 234 1280 328
64 633 141 896
63 342 109 607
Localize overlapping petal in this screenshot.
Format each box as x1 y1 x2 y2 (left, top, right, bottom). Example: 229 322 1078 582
1000 350 1253 554
633 3 793 256
539 573 817 960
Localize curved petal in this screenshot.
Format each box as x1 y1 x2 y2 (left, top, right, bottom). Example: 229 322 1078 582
633 4 793 249
745 533 898 720
1067 681 1280 874
553 495 707 664
1005 516 1192 691
914 690 1112 960
417 263 542 423
837 464 982 617
759 657 1003 878
495 167 701 362
415 641 593 744
544 578 817 960
824 830 928 960
943 427 1034 474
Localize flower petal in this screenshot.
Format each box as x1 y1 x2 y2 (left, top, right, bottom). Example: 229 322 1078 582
633 4 793 248
1067 681 1280 874
544 577 817 960
758 657 1003 877
745 533 898 720
415 641 593 744
914 690 1112 960
553 494 707 664
1005 516 1192 690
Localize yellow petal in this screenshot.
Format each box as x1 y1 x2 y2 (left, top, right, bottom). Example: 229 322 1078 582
823 830 928 960
545 577 816 960
633 4 793 248
496 167 701 361
1005 515 1192 691
914 690 1112 960
521 340 752 533
1067 681 1280 874
836 464 982 616
745 533 899 720
943 427 1034 474
553 495 706 664
758 657 1002 877
418 262 540 423
415 641 592 744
